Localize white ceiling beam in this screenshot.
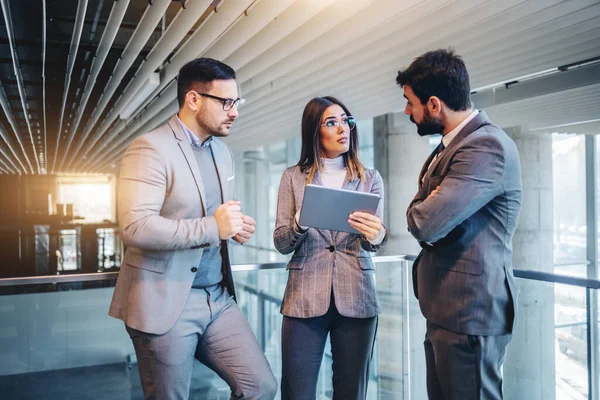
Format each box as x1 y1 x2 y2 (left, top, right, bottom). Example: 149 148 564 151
90 99 178 172
84 0 213 161
236 0 377 89
80 82 177 170
0 83 31 173
1 0 42 173
70 0 172 171
89 0 301 169
125 0 280 124
232 5 599 139
238 0 583 122
81 0 257 170
51 0 87 173
224 0 337 70
61 0 131 171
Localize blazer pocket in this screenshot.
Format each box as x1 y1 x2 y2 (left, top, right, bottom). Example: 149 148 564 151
436 258 483 276
124 252 169 274
357 256 375 270
287 255 305 270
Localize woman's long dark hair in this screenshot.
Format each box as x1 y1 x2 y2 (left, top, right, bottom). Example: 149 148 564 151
297 96 365 183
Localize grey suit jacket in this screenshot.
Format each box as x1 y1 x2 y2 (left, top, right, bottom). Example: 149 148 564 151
108 115 237 335
274 165 386 319
407 111 522 336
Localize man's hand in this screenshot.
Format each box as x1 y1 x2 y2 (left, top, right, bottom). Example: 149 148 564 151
348 211 384 241
233 215 256 244
428 186 440 198
214 200 243 240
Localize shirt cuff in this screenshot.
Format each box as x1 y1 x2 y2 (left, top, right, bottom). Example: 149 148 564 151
203 216 221 247
368 227 386 246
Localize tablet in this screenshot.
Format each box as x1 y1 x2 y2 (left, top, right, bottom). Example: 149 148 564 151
298 184 380 234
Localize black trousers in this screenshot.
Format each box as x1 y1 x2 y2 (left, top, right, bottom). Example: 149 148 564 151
281 295 378 400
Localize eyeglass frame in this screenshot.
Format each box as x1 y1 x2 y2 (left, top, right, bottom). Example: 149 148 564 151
320 116 356 130
192 91 245 111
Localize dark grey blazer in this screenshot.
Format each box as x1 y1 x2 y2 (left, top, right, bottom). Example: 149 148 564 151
274 166 386 319
407 111 522 336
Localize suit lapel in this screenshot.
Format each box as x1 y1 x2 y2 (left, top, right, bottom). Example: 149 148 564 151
168 116 208 216
424 143 446 180
421 111 492 186
341 173 359 192
419 146 440 189
311 169 323 186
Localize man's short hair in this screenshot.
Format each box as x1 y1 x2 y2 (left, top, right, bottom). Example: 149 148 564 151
177 58 236 107
396 49 471 111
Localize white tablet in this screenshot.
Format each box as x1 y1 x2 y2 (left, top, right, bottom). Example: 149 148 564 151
298 184 380 234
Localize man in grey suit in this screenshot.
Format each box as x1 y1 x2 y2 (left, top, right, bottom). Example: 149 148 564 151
398 49 522 399
109 58 277 400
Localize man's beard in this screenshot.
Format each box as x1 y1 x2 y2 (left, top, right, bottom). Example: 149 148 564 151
196 113 232 137
411 110 444 137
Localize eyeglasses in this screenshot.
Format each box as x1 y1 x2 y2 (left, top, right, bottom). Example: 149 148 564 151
193 91 245 111
321 116 356 131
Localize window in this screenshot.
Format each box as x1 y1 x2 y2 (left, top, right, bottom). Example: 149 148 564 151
56 175 116 223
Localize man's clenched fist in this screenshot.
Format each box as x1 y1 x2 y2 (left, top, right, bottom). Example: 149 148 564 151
233 215 256 245
214 200 243 240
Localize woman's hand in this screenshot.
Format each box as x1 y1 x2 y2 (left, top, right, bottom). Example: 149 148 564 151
348 211 384 242
295 209 308 232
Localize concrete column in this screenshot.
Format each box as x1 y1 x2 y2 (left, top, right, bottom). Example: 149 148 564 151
373 112 430 257
242 148 270 263
374 112 431 400
231 151 247 264
503 127 555 400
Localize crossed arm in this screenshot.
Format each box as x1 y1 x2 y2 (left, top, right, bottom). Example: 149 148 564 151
407 135 505 244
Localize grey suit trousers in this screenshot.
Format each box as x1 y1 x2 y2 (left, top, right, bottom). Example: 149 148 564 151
424 321 512 400
126 284 277 400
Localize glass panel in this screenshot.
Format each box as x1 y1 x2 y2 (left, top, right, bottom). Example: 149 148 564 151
231 259 415 400
505 279 590 400
555 284 589 399
0 261 596 399
57 182 113 223
58 229 79 272
553 134 587 270
96 228 122 272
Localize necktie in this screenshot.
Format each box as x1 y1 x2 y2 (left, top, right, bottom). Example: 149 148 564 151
422 142 445 184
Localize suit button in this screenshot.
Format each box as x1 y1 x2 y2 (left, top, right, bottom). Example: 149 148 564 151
327 245 334 252
191 267 198 273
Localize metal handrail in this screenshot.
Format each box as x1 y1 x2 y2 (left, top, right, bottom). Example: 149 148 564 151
0 254 598 289
514 269 600 289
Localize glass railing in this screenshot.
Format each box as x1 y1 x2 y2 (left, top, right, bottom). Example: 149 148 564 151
0 256 598 399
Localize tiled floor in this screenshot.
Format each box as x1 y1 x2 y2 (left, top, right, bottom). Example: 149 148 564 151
0 361 230 399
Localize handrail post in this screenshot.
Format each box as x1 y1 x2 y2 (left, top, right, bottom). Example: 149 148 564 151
587 287 599 399
258 292 266 351
402 259 411 400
